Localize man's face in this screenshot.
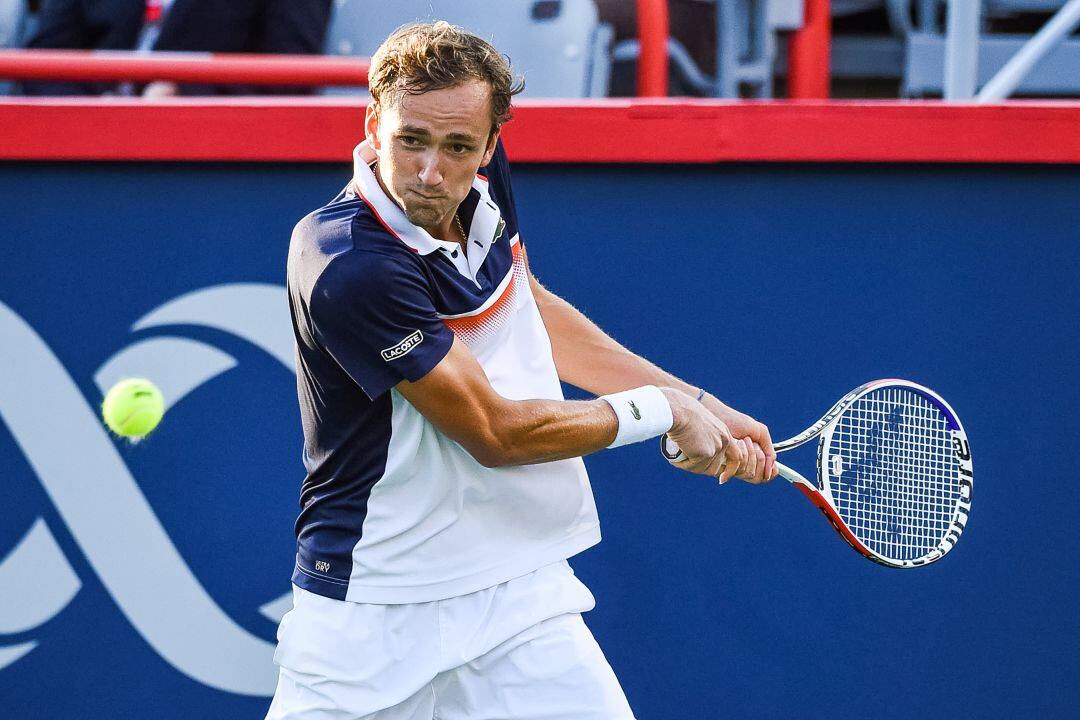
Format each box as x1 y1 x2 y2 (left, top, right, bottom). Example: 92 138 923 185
365 80 499 235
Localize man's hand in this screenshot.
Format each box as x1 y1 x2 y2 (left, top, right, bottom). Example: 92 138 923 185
660 388 748 483
699 393 778 484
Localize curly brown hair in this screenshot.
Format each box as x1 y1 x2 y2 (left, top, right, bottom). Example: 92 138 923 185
368 21 525 135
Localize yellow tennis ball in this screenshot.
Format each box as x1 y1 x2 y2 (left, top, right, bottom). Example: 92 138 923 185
102 378 165 438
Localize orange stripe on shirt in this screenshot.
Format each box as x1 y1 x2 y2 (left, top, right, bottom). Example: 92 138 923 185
442 243 525 346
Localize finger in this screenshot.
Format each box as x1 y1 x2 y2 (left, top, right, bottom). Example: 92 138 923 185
747 436 764 481
710 455 729 483
664 436 705 471
717 457 734 484
752 441 767 483
678 453 709 474
680 444 716 475
745 437 764 482
757 421 774 452
706 438 731 483
724 436 746 482
738 437 755 480
714 435 736 484
758 422 778 477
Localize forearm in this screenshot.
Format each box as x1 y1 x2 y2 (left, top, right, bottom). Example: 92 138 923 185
481 396 618 466
484 385 695 467
398 334 741 476
398 338 634 467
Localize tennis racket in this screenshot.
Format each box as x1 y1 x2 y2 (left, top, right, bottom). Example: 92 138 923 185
661 379 973 568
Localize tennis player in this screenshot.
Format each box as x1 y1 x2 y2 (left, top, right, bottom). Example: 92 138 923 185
267 21 776 720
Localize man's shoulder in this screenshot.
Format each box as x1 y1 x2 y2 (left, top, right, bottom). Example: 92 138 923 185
479 140 512 191
289 189 425 302
293 189 404 253
291 191 358 259
478 140 519 238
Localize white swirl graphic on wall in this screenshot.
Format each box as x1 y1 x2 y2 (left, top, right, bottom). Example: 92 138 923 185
0 284 295 696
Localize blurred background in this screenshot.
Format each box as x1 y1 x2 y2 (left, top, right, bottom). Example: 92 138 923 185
1 2 1079 719
1 0 1079 99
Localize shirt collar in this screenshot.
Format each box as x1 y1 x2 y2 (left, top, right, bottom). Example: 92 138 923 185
351 142 498 264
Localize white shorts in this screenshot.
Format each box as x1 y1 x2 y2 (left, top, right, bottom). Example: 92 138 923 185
265 561 635 720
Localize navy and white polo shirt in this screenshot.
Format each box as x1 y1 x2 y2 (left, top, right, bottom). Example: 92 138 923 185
286 140 601 604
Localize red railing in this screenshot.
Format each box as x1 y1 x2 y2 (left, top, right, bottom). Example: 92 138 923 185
3 99 1079 163
637 0 670 97
0 50 369 86
789 0 832 99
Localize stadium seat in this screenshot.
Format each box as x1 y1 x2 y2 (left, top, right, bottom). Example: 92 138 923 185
811 1 911 84
0 0 26 49
784 1 1080 98
902 0 1080 96
0 0 28 95
324 0 612 98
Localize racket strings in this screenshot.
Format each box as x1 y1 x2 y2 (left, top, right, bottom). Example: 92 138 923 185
827 387 959 562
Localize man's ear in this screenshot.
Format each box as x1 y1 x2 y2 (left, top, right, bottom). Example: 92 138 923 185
481 128 500 166
364 102 381 150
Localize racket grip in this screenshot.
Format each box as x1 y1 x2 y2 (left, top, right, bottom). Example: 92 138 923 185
659 434 686 462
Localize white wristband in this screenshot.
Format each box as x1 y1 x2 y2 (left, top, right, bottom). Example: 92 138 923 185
600 385 674 448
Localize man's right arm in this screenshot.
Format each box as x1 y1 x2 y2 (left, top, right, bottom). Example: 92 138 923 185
397 337 748 481
306 249 746 479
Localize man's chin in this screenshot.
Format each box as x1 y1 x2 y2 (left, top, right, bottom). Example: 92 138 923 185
402 205 444 230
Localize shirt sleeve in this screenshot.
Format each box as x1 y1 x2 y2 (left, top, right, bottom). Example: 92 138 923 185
480 140 520 241
309 250 455 400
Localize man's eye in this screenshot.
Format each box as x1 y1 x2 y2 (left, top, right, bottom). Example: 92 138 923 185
400 136 420 146
450 144 470 154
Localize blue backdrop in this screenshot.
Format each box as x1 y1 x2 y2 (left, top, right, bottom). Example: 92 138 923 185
1 160 1077 719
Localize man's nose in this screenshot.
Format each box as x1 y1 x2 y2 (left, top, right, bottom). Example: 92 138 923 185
418 152 443 187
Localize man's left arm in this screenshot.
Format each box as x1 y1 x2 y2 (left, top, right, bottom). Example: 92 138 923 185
526 252 776 483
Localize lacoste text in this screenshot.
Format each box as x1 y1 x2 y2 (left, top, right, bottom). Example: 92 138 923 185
381 330 424 361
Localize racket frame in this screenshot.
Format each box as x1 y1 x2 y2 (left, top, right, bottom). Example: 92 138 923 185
799 379 972 568
662 378 973 568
